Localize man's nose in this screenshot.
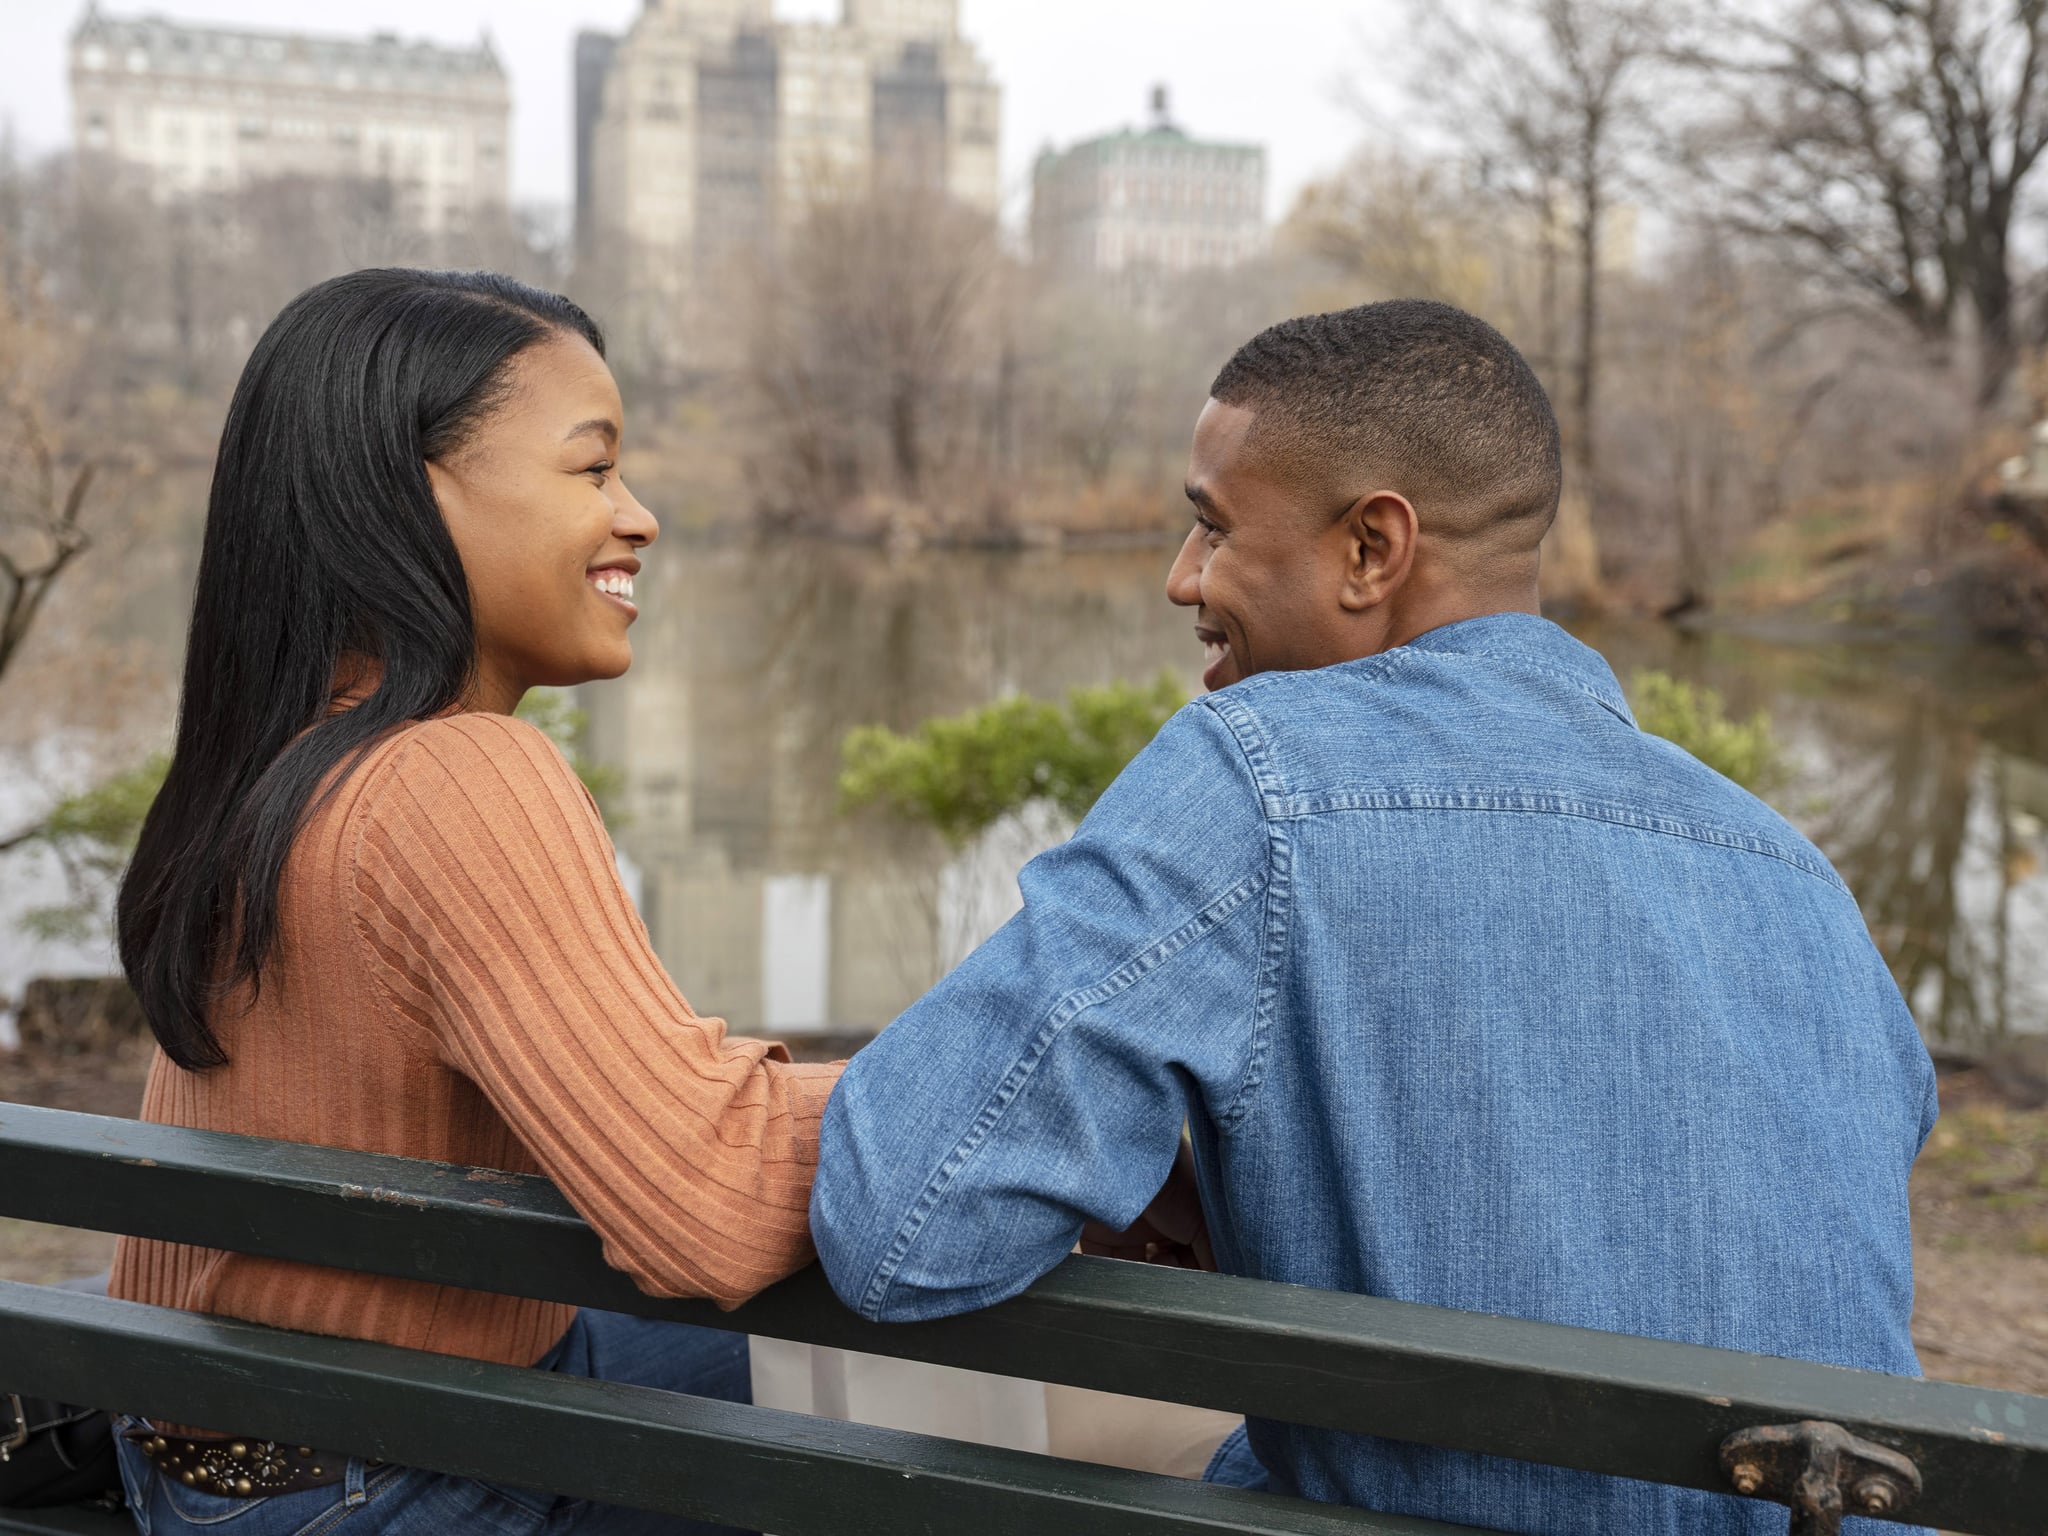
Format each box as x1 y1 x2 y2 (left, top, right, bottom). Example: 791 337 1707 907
614 479 659 548
1165 526 1205 608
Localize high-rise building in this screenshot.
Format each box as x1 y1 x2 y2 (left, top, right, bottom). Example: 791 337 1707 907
1031 89 1264 278
67 4 509 233
573 31 621 243
577 0 1000 367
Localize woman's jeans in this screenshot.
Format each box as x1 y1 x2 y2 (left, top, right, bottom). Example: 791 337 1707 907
113 1309 753 1535
1202 1424 1269 1492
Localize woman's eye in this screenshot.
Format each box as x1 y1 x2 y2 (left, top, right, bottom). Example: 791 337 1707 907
584 461 614 484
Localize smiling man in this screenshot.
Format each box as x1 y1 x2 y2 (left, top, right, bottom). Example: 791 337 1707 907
810 301 1937 1534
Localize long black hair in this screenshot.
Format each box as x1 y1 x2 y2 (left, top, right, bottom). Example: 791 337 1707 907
118 268 605 1070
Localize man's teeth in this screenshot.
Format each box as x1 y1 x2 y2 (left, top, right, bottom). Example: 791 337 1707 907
1204 640 1227 667
593 572 635 601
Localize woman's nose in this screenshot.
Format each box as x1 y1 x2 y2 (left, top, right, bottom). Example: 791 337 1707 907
614 480 659 547
1165 527 1205 607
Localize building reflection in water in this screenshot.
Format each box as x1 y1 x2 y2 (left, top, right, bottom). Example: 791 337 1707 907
582 544 1201 1037
584 546 2048 1052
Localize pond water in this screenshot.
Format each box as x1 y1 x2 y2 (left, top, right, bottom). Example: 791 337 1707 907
581 542 2048 1055
3 535 2043 1057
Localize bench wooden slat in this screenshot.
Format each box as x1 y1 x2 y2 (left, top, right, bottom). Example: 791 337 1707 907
5 1102 2046 1533
0 1281 1484 1536
0 1509 125 1536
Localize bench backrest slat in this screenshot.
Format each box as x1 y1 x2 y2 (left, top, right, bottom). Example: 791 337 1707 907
4 1102 2045 1534
0 1280 1481 1536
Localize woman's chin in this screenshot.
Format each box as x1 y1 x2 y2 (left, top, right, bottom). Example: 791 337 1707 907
545 643 633 687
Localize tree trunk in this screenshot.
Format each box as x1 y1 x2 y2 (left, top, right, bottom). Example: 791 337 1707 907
889 380 923 499
1538 188 1564 384
1573 130 1601 505
1541 483 1604 612
1975 249 2017 412
1544 120 1606 613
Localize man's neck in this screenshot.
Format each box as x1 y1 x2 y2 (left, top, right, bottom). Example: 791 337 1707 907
1374 580 1543 656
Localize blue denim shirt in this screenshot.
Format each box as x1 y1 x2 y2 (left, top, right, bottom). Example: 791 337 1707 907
811 613 1937 1535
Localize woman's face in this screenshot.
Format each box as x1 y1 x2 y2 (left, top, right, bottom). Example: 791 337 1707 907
427 333 657 714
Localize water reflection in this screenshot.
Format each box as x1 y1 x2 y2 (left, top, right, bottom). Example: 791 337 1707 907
581 544 1202 1038
585 546 2048 1052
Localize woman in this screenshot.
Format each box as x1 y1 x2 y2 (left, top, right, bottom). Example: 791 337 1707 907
109 268 839 1534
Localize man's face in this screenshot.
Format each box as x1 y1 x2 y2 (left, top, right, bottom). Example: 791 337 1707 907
1168 398 1358 691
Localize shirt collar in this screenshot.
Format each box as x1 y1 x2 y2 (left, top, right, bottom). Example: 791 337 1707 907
1396 613 1636 726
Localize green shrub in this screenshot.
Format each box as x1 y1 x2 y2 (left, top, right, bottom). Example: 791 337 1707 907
15 754 168 941
1629 670 1784 793
515 687 625 821
11 691 621 941
839 674 1187 846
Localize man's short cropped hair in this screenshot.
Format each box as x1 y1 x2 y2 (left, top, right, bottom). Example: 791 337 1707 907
1210 300 1563 549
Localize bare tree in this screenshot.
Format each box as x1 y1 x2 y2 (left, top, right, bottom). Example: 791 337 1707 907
1678 0 2048 412
1024 280 1153 489
1403 0 1671 606
0 261 94 695
748 186 1000 517
1283 149 1507 314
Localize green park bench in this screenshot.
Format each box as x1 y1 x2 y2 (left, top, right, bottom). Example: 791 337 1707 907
0 1100 2042 1536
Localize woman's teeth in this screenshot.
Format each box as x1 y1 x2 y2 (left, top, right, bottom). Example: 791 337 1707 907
592 572 635 601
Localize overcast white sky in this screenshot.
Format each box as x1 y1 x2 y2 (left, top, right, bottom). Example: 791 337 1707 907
0 1 1399 223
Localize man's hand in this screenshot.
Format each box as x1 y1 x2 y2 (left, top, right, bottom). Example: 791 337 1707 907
1080 1140 1217 1270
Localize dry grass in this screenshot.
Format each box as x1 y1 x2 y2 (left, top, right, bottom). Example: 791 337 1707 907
1910 1073 2048 1396
1715 480 1942 615
0 1032 149 1285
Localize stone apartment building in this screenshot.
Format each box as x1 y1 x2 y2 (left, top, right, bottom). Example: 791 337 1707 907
1031 90 1264 279
577 0 1001 367
68 4 510 234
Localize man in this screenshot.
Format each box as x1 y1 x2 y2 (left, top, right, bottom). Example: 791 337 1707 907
809 301 1936 1533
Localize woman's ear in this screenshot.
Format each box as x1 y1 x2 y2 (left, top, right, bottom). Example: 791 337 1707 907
1337 491 1419 612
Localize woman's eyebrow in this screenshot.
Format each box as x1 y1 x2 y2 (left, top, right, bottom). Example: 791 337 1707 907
563 417 619 445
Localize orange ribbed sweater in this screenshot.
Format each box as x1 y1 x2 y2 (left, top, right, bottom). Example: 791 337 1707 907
111 712 841 1367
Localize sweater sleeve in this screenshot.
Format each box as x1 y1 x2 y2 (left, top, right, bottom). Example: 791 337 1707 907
348 712 840 1307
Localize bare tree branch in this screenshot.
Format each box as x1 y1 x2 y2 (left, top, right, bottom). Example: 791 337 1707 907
1678 0 2048 407
0 259 98 686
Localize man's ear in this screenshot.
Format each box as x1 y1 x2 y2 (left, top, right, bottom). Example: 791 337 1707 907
1337 491 1419 612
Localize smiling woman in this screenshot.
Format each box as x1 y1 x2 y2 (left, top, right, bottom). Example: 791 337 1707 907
426 345 654 713
104 269 839 1536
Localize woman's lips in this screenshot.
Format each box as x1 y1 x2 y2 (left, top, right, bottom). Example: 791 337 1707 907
587 568 638 617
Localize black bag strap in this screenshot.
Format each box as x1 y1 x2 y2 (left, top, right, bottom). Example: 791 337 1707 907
0 1392 122 1511
3 1395 104 1453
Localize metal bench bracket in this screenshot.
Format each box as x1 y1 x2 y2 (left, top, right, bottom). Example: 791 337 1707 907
1722 1420 1922 1535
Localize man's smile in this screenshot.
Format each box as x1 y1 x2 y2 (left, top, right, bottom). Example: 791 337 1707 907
1195 623 1232 689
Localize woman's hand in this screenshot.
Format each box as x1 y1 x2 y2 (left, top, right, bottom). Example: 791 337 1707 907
1079 1140 1217 1271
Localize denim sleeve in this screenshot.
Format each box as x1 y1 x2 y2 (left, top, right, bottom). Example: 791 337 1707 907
811 700 1274 1322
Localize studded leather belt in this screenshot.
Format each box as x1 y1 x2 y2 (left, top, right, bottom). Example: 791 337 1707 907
123 1428 371 1498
